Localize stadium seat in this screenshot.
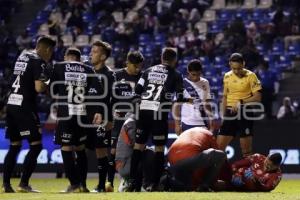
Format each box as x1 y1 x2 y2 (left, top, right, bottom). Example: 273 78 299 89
112 11 124 23
201 10 216 22
82 46 91 55
256 44 267 55
271 42 285 56
214 56 226 69
218 10 233 22
257 0 272 9
194 22 208 34
287 43 300 56
61 35 73 47
82 12 94 23
210 0 226 10
235 10 248 20
277 55 292 70
251 9 266 21
90 34 102 44
241 0 256 10
209 21 223 33
154 33 166 46
199 56 210 65
226 1 240 10
74 35 89 47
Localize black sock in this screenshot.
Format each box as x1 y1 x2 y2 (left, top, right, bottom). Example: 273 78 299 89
97 157 108 190
107 154 115 186
76 150 87 187
20 144 42 186
153 152 165 185
129 149 142 181
61 150 80 186
3 145 21 185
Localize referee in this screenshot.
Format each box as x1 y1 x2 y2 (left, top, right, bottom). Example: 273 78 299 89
217 53 262 157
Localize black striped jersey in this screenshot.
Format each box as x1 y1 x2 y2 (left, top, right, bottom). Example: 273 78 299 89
6 50 47 111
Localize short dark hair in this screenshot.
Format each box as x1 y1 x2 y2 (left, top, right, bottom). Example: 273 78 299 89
268 153 282 166
162 47 177 62
92 40 112 59
127 51 144 64
37 35 56 48
65 47 81 61
187 59 202 72
229 53 244 63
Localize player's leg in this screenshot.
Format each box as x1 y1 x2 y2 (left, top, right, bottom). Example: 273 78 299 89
17 112 42 193
92 127 111 192
240 136 253 157
74 144 88 192
127 111 148 191
216 135 234 151
2 111 21 193
58 119 81 193
107 119 124 189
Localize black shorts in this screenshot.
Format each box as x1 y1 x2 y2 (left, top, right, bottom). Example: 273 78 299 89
135 110 169 146
111 119 125 148
219 106 254 138
5 107 41 142
55 116 87 146
86 125 111 149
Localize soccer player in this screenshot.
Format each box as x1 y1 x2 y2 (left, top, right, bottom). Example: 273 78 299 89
115 113 155 192
2 35 56 193
127 47 192 191
88 40 114 192
217 53 262 157
51 47 102 193
165 127 226 191
108 51 144 190
174 59 212 134
230 153 282 191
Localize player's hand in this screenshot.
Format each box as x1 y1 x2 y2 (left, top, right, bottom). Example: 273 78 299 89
174 122 182 135
231 176 244 187
92 113 102 125
105 121 113 131
244 168 254 180
232 101 241 113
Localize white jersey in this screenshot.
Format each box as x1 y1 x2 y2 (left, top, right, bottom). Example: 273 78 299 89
181 77 211 126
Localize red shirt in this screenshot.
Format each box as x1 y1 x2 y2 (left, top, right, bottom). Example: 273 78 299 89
168 127 218 189
231 154 282 191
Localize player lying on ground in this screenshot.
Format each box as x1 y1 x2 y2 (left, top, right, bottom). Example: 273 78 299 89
159 127 226 192
217 153 282 192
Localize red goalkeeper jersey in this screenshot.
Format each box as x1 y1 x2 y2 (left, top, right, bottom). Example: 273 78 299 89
231 153 282 191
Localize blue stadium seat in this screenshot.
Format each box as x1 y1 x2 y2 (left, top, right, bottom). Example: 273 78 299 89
214 56 226 69
271 42 284 56
235 10 249 20
154 33 166 46
218 10 233 21
277 55 292 70
287 43 300 56
82 46 91 55
82 12 94 23
199 56 210 65
251 9 266 21
256 44 267 55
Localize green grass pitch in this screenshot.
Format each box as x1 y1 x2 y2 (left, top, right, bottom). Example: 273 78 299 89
1 178 300 200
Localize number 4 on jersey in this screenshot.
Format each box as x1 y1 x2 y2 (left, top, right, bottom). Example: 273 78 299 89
12 75 21 93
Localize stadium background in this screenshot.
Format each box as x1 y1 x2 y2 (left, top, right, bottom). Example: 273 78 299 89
0 0 300 174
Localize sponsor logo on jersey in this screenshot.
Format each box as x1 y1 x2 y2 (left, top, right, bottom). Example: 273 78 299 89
65 64 85 72
65 72 87 82
18 54 30 62
148 72 168 84
20 130 30 136
152 66 168 73
14 62 28 72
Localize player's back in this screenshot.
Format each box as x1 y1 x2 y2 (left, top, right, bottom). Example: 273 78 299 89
7 50 46 111
51 61 94 117
168 127 217 164
137 64 183 111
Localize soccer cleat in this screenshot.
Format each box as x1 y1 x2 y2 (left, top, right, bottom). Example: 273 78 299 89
1 184 15 193
105 182 114 192
60 185 81 193
90 186 105 193
80 186 90 193
17 185 41 193
123 179 135 192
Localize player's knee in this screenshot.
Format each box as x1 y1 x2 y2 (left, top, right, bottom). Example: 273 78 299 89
74 144 85 151
11 141 22 146
61 145 73 151
133 143 145 151
96 148 108 158
155 145 164 152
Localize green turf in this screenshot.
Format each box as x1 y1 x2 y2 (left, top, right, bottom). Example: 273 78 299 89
1 178 300 200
